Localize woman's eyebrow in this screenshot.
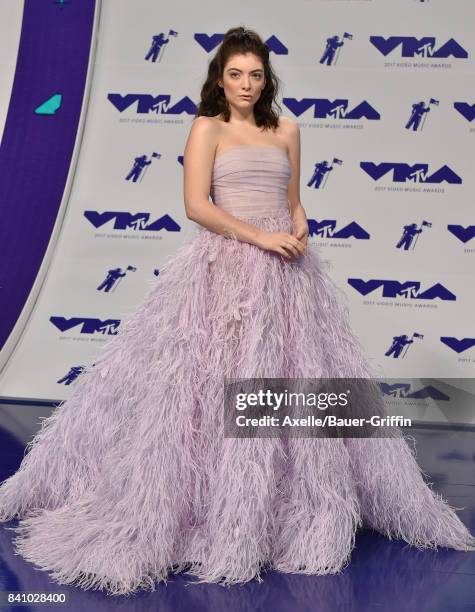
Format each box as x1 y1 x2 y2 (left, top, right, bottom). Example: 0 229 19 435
226 67 263 72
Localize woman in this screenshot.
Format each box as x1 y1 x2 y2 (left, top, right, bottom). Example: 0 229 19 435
0 26 473 596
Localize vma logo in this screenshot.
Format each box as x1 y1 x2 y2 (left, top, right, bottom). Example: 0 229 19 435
447 225 475 244
379 382 450 401
283 99 380 120
308 219 370 240
454 102 475 122
195 33 288 54
194 33 289 55
84 211 181 232
50 317 121 335
360 162 462 184
108 94 195 115
440 337 475 354
370 36 468 59
348 279 456 301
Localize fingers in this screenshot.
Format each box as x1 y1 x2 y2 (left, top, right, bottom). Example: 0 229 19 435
277 246 292 259
281 242 301 259
285 235 306 255
273 232 308 260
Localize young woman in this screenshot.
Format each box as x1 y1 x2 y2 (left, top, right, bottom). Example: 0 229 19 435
0 26 473 596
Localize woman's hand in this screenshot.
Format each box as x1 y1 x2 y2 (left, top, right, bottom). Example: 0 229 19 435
290 205 309 255
292 222 308 253
256 230 306 260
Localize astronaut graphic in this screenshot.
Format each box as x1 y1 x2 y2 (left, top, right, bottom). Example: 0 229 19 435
57 366 86 385
320 36 343 65
385 332 424 358
396 220 431 250
126 155 152 182
396 223 422 250
307 159 342 189
319 32 353 66
145 33 169 62
97 265 136 292
125 152 161 183
405 101 430 131
385 335 414 358
97 268 127 293
144 29 178 63
407 98 438 131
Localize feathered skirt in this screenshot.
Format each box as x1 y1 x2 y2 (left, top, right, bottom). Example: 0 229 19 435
0 209 474 595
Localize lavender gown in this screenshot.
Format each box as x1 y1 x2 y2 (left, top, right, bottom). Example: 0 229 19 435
0 145 474 595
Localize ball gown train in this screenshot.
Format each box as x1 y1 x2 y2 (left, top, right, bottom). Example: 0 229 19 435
0 144 474 596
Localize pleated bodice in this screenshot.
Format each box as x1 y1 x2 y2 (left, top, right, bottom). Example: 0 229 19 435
210 145 291 218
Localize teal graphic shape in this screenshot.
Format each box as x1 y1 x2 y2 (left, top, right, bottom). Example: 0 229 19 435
34 93 62 115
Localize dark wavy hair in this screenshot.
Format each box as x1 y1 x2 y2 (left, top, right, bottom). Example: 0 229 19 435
195 26 282 131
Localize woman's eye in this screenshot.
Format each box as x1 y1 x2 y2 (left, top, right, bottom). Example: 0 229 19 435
230 73 262 78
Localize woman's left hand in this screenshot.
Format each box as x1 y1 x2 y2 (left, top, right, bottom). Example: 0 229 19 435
291 206 309 256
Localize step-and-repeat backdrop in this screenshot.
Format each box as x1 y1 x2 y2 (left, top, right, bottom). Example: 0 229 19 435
0 0 474 425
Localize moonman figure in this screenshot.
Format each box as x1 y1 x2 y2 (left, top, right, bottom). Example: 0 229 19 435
320 35 344 65
405 101 430 131
125 155 152 182
385 334 414 358
144 33 170 62
307 161 333 188
97 268 127 293
57 366 86 385
396 223 423 250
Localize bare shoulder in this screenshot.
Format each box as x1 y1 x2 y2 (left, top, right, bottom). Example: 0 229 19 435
278 115 295 127
278 116 300 150
185 115 221 162
188 115 219 140
279 115 299 135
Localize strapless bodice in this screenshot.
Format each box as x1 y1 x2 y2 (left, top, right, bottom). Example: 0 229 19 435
210 145 291 218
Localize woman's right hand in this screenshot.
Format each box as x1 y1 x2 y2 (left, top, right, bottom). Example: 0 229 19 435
256 230 307 259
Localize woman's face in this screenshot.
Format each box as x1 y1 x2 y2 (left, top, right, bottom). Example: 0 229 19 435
218 53 266 110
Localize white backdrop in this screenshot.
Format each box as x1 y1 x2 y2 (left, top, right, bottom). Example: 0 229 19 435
1 0 474 425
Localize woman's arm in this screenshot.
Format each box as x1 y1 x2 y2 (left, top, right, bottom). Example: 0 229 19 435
183 116 264 245
282 117 309 252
